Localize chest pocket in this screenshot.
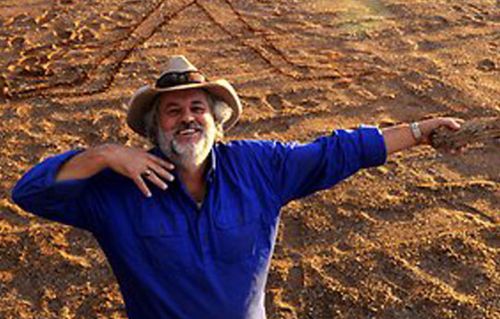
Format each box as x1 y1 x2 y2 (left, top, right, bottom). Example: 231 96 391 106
212 187 264 264
135 197 194 270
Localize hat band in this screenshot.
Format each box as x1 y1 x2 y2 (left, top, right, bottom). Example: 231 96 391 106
155 71 206 89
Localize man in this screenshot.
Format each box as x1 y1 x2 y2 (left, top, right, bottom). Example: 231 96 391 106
11 56 463 319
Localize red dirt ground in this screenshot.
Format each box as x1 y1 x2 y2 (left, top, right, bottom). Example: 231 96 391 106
0 0 498 318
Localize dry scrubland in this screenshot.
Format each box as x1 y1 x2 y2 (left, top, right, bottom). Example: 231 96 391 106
0 0 499 318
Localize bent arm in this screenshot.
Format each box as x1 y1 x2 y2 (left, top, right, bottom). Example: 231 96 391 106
56 143 175 197
55 144 110 181
11 149 97 230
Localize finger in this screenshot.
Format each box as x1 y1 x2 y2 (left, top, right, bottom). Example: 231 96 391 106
148 162 175 182
145 171 169 190
451 120 462 130
134 175 152 197
444 118 462 130
147 154 175 170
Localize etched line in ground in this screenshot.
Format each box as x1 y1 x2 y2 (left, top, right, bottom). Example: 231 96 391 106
8 0 195 100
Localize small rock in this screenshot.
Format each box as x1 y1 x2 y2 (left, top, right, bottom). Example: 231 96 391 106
417 40 443 51
477 59 496 72
0 76 6 100
9 36 25 49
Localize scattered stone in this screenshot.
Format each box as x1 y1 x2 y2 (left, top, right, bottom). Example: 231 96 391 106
476 59 496 72
417 40 443 51
10 14 37 28
54 28 74 40
37 10 57 25
0 75 6 100
78 28 97 43
9 37 25 49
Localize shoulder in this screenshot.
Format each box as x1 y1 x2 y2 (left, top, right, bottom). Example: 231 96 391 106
215 139 292 158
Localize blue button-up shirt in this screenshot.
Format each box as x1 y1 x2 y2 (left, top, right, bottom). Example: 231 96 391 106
11 126 387 319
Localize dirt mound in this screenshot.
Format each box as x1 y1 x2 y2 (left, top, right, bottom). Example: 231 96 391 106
431 116 500 150
0 0 498 318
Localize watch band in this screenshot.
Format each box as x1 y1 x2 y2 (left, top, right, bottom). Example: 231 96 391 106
410 122 422 142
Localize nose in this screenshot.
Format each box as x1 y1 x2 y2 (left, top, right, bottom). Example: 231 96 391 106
180 108 195 124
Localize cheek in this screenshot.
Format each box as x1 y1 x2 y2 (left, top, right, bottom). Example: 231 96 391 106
158 117 176 132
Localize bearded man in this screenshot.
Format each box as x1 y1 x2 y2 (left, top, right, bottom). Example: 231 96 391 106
11 56 463 319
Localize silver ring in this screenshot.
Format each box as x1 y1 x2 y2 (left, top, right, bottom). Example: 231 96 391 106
143 169 152 177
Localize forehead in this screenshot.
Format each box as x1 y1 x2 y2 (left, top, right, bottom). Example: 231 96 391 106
158 88 208 107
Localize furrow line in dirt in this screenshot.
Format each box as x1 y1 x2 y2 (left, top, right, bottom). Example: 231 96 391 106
194 0 298 79
387 253 483 309
443 199 497 225
306 253 485 317
6 0 196 101
312 246 494 315
222 0 327 70
372 251 482 311
196 0 345 82
0 1 47 10
369 225 497 254
288 224 497 258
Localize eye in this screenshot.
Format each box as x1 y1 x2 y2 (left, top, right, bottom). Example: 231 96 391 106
166 108 180 116
192 105 206 114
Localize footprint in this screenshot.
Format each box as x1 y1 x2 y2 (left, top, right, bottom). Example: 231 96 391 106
9 37 26 50
452 5 465 12
265 93 284 110
76 27 97 43
36 10 58 26
103 11 134 29
54 28 74 41
9 14 37 29
18 56 50 77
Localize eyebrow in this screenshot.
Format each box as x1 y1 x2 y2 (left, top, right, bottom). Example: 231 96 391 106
162 99 206 110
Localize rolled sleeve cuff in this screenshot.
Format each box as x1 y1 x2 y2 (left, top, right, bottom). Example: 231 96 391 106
358 125 387 168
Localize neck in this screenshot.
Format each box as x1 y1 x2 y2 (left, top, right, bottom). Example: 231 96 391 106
176 159 209 203
177 160 207 184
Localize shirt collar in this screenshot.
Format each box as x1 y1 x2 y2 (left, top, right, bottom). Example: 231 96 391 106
149 145 217 182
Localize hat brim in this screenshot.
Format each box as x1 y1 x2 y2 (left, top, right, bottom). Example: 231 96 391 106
127 79 242 137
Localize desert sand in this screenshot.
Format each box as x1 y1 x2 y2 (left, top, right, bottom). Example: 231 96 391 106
0 0 499 318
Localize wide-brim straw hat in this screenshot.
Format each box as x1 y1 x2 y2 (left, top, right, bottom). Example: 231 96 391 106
127 55 242 137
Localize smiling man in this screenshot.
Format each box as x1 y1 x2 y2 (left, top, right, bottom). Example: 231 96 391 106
11 56 463 319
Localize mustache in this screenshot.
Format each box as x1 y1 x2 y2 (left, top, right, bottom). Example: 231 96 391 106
175 121 204 134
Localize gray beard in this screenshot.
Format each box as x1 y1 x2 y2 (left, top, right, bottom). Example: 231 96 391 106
157 123 216 170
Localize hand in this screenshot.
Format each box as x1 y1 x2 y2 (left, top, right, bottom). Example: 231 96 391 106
99 144 175 197
417 117 465 147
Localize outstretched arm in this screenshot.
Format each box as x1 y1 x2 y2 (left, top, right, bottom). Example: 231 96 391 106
381 117 464 155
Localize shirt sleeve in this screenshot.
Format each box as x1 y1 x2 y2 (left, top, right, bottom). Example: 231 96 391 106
11 149 101 233
267 125 387 205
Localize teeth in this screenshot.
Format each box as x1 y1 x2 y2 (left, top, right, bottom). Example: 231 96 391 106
179 129 197 135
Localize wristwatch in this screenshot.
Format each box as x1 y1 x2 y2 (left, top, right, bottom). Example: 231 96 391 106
410 122 423 142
